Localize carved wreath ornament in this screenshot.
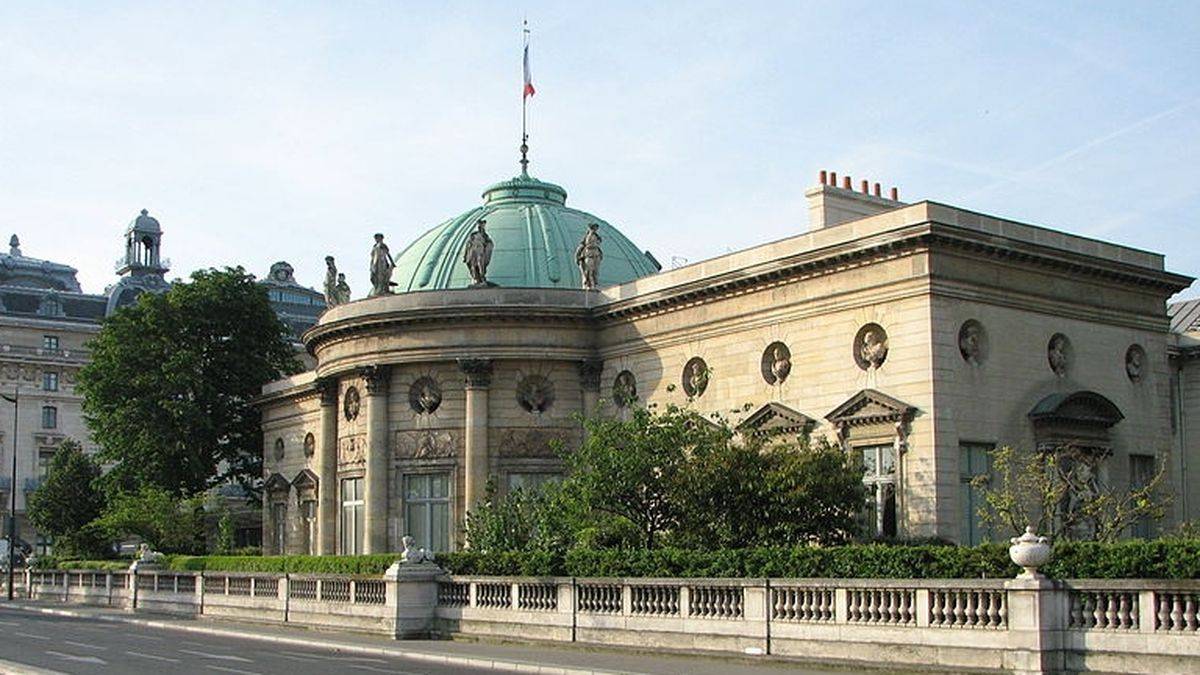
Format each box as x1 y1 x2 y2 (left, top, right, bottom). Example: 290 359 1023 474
517 375 554 414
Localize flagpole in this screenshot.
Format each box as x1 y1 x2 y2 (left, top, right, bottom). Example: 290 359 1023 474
520 20 530 176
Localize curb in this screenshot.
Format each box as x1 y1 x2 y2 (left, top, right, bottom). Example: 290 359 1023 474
8 603 634 675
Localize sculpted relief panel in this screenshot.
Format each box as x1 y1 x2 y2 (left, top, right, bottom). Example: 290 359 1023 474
395 430 458 460
338 434 366 466
496 428 574 458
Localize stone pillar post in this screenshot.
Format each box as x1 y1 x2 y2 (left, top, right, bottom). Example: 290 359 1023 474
1003 576 1066 675
363 365 391 554
458 359 493 513
315 378 339 555
577 358 603 418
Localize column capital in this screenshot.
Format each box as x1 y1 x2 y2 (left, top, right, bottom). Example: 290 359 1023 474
361 365 391 396
457 358 494 388
314 377 339 407
577 358 604 392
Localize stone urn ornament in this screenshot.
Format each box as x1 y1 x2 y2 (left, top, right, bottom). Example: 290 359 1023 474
1008 526 1051 578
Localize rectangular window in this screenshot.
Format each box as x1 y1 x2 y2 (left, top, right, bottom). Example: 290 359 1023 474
859 444 896 538
42 372 58 392
1129 454 1156 539
42 336 58 351
404 473 451 552
959 443 994 545
38 449 55 478
340 477 364 554
271 502 287 554
35 534 52 557
505 472 559 494
301 499 318 555
41 406 57 430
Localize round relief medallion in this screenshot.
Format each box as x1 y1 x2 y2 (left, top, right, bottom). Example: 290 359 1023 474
958 320 987 365
408 376 443 414
303 433 315 458
1047 333 1071 377
612 370 637 408
273 438 285 461
1125 344 1146 383
853 323 889 370
517 374 554 414
681 357 709 397
343 386 361 420
761 342 791 385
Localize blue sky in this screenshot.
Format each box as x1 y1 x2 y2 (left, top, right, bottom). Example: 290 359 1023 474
3 1 1198 299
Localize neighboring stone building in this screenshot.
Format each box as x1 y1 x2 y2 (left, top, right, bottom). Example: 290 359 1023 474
258 165 1197 555
1 212 321 553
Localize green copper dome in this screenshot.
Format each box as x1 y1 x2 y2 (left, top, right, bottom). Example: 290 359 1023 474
390 174 661 292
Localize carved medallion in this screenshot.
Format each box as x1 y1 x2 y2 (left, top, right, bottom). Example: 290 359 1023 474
273 438 285 461
1125 344 1145 383
681 357 709 397
517 374 554 414
338 435 366 465
761 342 791 385
854 324 889 370
303 433 316 458
395 430 457 460
612 370 637 408
497 428 571 458
408 376 443 414
958 320 986 365
1047 333 1070 377
343 386 361 421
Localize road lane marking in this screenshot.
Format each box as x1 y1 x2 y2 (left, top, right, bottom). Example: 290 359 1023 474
0 657 65 674
204 666 262 675
63 640 107 651
125 651 181 663
0 620 19 626
126 633 165 641
44 650 107 665
277 653 321 662
14 632 50 640
178 648 253 663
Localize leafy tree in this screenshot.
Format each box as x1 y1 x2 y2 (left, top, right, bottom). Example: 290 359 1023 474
971 444 1169 542
675 432 864 548
26 439 111 558
78 267 299 497
463 480 583 553
97 487 207 554
565 404 720 548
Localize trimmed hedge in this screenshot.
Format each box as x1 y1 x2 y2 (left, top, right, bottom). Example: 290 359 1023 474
45 539 1200 580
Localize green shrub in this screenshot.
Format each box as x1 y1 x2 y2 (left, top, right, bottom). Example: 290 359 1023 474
160 554 398 574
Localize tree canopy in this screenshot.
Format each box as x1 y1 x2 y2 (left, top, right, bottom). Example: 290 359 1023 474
78 267 299 497
26 439 110 558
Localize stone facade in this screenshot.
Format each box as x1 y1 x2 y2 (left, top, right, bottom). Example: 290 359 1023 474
257 174 1197 554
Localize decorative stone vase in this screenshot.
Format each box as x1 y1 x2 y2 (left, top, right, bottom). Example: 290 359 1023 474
1009 526 1051 578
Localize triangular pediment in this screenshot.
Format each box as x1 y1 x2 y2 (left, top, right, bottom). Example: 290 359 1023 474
737 402 816 435
291 468 319 493
826 389 917 427
264 472 291 494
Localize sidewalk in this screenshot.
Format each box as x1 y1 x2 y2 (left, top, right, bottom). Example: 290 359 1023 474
3 599 915 675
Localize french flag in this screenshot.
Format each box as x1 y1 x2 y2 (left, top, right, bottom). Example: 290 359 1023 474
523 42 535 99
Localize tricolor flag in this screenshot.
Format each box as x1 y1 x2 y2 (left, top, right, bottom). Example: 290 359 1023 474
523 41 535 99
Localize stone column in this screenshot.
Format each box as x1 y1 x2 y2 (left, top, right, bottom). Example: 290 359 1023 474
577 358 603 417
363 365 391 554
458 358 493 513
315 378 339 555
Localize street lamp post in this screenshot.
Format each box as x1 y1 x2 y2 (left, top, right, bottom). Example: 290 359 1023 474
1 387 17 601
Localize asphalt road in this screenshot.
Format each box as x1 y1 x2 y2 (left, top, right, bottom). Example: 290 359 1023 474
0 605 493 674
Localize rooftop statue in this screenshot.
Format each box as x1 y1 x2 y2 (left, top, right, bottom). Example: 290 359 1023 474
369 233 396 297
324 256 351 306
462 219 495 287
575 223 603 290
335 273 351 305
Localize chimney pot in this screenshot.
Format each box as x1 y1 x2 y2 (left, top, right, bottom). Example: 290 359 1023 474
819 170 827 185
860 179 869 194
890 187 899 201
874 182 881 197
829 171 837 186
843 176 851 190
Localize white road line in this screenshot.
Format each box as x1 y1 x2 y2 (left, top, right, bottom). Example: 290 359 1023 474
276 653 321 662
125 651 181 663
0 620 20 626
63 640 107 651
44 650 107 665
178 648 254 663
126 633 165 641
281 650 338 660
0 656 65 674
204 666 262 675
14 632 50 640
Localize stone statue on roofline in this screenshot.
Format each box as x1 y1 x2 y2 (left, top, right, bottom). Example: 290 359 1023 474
462 219 495 287
576 223 603 290
335 273 351 304
324 256 342 306
369 233 396 297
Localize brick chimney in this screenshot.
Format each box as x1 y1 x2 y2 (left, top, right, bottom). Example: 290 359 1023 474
805 170 905 229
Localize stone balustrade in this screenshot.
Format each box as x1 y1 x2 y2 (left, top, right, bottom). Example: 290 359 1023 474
17 568 1200 674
